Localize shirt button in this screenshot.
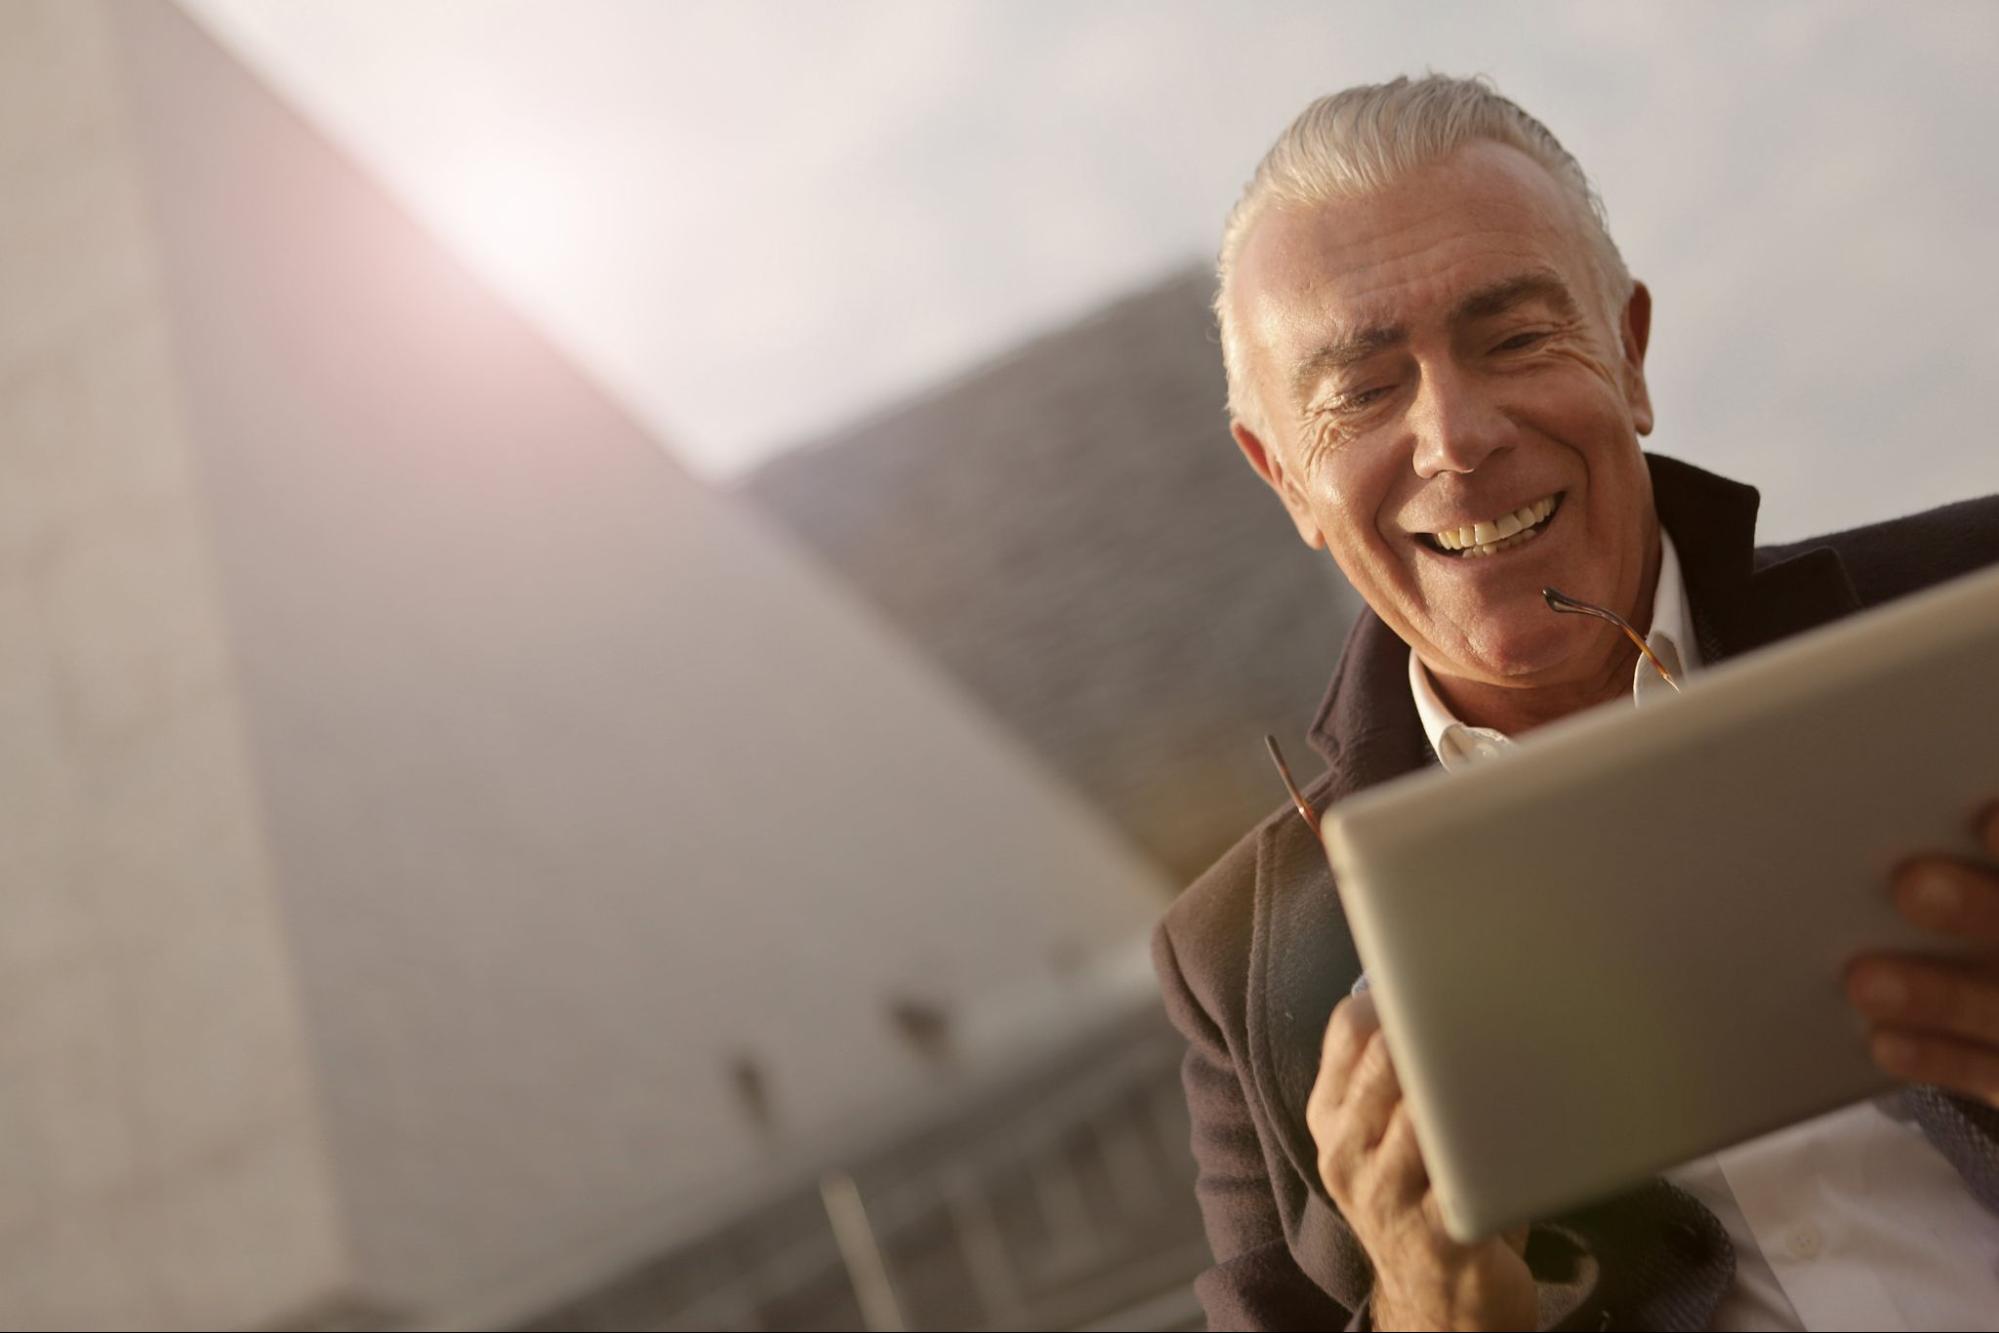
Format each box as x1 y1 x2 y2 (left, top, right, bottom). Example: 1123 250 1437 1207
1786 1225 1823 1260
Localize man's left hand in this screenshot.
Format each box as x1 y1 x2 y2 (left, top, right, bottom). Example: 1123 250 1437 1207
1846 802 1999 1110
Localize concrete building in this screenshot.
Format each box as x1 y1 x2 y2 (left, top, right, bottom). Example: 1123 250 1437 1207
1 4 1170 1326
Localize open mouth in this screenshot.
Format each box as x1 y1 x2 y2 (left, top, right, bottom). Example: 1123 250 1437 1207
1417 492 1564 559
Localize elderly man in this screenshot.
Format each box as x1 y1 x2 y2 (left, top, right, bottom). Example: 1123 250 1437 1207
1154 75 1999 1331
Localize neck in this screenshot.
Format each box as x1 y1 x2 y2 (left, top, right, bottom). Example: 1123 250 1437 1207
1430 628 1642 734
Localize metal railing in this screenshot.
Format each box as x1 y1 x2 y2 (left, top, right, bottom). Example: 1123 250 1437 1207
519 1006 1208 1332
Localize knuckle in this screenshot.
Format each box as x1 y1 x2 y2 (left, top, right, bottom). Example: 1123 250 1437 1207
1317 1123 1363 1202
1357 1031 1398 1086
1318 1147 1349 1202
1358 1115 1420 1198
1306 1091 1347 1148
1307 1061 1339 1114
1310 1104 1355 1166
1380 1115 1422 1181
1382 1101 1417 1152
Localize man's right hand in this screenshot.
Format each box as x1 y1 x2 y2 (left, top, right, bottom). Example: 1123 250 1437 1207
1307 991 1536 1331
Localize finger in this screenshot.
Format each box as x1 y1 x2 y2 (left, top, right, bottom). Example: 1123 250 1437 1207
1311 1039 1407 1207
1343 1027 1403 1132
1309 997 1387 1199
1314 1029 1404 1207
1891 859 1999 947
1867 1026 1999 1105
1309 995 1380 1120
1848 956 1999 1047
1359 1099 1429 1209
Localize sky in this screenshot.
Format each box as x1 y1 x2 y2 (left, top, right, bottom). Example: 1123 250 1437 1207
183 0 1999 537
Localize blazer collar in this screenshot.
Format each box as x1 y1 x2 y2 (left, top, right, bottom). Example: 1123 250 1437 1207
1257 453 1864 1216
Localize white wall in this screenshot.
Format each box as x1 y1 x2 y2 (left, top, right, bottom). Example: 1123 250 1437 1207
0 3 344 1328
109 2 1167 1321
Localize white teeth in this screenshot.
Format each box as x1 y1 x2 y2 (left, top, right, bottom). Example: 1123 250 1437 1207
1428 493 1560 558
1470 527 1533 557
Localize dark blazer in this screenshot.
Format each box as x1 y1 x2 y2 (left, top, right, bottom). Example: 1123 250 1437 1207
1153 454 1999 1331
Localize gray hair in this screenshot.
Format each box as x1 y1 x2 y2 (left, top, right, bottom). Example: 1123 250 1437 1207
1215 74 1631 434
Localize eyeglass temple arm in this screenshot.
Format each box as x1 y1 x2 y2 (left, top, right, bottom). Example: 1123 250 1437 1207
1541 586 1681 692
1264 734 1320 833
1264 590 1675 835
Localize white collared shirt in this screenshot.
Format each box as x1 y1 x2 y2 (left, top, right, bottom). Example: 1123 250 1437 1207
1406 530 1999 1331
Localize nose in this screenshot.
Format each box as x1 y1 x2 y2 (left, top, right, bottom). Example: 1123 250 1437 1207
1409 361 1515 479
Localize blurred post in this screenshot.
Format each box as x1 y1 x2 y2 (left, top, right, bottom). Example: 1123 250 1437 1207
819 1169 907 1333
945 1166 1024 1327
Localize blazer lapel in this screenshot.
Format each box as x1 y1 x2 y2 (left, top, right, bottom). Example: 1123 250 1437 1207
1249 609 1428 1232
1648 453 1863 659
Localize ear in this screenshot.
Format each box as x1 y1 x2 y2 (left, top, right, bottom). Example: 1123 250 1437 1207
1619 281 1655 437
1232 420 1326 550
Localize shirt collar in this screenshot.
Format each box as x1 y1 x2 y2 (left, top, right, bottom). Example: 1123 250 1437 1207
1408 529 1700 770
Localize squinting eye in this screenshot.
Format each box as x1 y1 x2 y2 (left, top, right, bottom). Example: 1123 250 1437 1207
1495 331 1548 352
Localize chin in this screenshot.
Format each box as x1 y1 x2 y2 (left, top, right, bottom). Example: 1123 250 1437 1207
1462 613 1598 683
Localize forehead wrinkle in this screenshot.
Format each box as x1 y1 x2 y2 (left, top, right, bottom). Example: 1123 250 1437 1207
1236 152 1593 423
1451 268 1579 324
1286 260 1583 406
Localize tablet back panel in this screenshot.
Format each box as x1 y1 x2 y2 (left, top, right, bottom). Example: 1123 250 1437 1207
1322 562 1999 1241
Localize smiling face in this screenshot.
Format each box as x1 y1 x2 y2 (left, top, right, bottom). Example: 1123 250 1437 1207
1228 140 1661 726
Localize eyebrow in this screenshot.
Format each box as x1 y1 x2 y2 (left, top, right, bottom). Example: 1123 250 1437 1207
1288 269 1581 401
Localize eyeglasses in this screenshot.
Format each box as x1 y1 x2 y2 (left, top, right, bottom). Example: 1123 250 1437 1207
1265 585 1679 834
1264 732 1320 833
1539 585 1681 694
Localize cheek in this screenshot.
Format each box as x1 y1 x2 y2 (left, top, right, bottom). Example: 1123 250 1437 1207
1308 456 1419 599
1522 357 1627 435
1307 443 1403 542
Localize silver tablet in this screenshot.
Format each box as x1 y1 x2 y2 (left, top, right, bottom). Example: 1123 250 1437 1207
1321 560 1999 1242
